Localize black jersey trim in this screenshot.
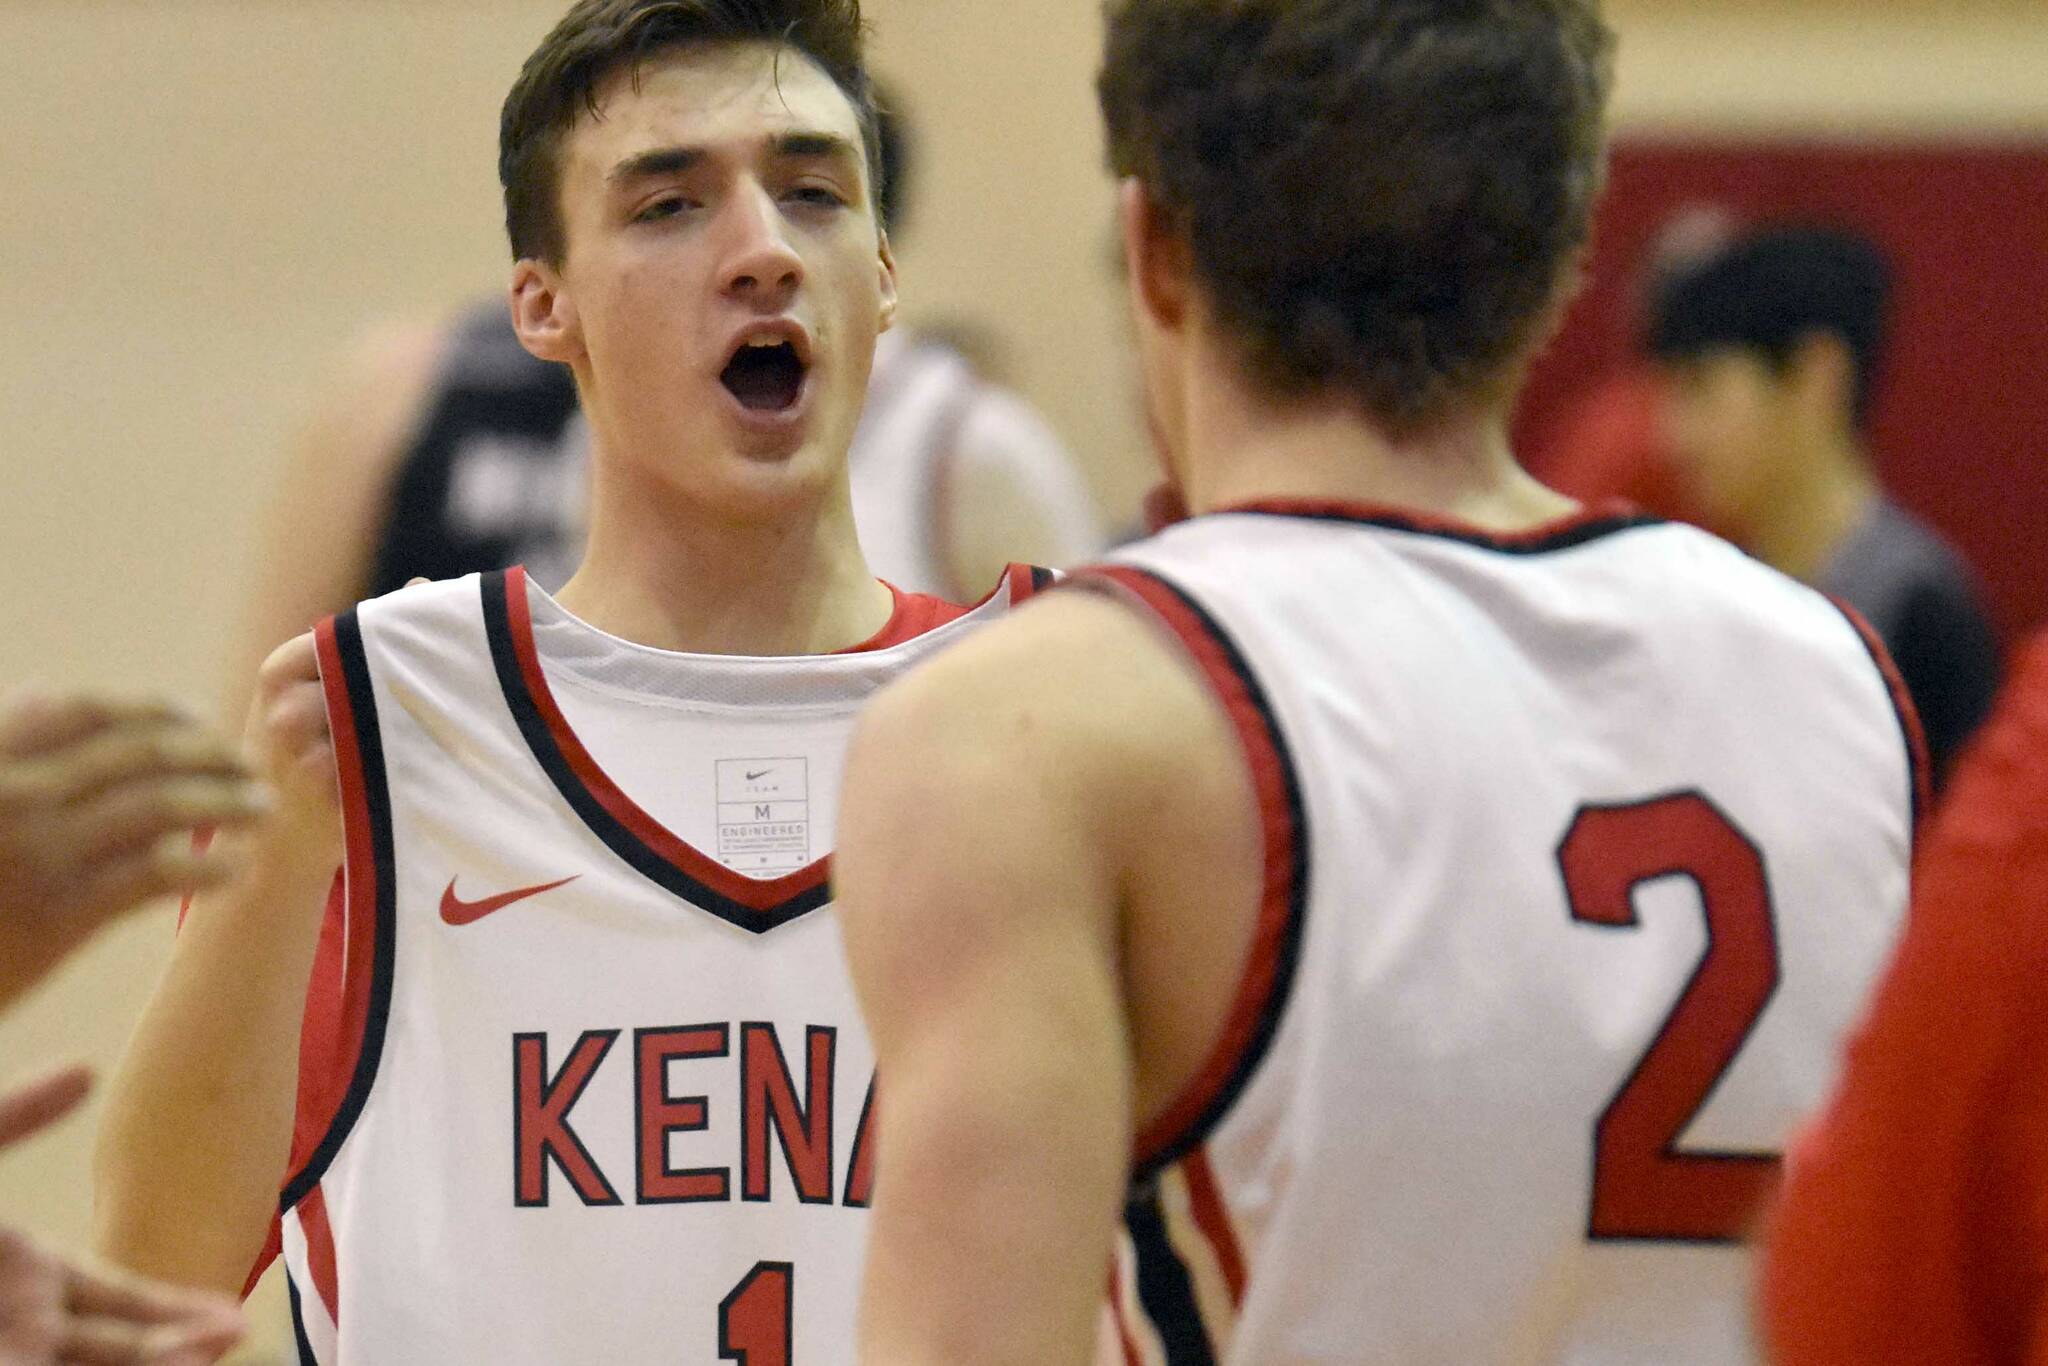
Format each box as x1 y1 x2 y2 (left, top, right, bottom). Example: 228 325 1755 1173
1212 499 1664 556
286 1273 319 1365
282 609 399 1212
1126 1181 1219 1365
479 571 832 933
1825 596 1933 843
1073 567 1312 1183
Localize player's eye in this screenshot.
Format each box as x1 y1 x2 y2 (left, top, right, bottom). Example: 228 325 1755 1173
635 196 694 223
785 186 848 210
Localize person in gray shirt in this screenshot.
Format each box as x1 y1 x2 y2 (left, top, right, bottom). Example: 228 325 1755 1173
1648 224 2001 788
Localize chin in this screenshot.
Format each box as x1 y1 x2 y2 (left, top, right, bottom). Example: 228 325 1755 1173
712 437 842 510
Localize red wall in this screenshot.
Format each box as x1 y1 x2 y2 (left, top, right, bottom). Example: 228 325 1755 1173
1517 139 2048 645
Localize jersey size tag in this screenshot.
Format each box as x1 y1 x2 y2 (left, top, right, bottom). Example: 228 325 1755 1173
715 758 812 873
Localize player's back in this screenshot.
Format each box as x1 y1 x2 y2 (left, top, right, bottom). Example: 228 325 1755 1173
1095 502 1919 1364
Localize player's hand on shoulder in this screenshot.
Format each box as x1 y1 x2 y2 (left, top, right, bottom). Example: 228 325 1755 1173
244 633 339 851
0 692 267 946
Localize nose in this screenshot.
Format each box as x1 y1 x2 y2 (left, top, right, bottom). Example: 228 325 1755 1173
719 183 803 307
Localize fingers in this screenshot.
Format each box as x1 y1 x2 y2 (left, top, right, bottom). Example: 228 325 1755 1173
40 726 250 808
0 1063 93 1148
79 779 271 852
56 1306 244 1364
253 633 322 701
70 841 251 922
0 695 185 762
64 1254 245 1327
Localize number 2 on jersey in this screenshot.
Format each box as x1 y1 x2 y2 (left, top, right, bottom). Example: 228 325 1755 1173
1557 793 1781 1242
719 1262 793 1365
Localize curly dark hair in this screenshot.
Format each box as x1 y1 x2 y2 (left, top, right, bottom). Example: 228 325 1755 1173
1099 0 1615 429
501 0 879 265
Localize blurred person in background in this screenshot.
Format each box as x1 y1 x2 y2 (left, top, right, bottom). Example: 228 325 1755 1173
1648 224 2002 787
1761 627 2048 1365
224 81 1100 721
0 691 257 1361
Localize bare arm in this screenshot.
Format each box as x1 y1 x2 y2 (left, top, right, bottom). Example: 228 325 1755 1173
94 636 342 1293
220 320 445 725
840 592 1237 1364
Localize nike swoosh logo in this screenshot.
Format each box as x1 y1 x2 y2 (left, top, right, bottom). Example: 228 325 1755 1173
746 769 773 781
440 875 580 926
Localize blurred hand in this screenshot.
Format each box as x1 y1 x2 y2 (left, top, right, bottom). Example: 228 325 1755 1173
0 694 268 999
0 1067 243 1364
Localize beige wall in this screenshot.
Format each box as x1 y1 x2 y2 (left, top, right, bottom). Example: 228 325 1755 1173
1 2 2043 1357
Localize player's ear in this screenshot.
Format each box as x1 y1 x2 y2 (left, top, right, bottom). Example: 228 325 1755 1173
1118 178 1191 336
510 260 582 365
1788 330 1856 423
876 229 900 335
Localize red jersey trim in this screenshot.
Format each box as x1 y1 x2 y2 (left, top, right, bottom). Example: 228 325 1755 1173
250 611 400 1296
483 568 970 933
844 581 973 652
1183 1147 1249 1306
283 617 398 1209
297 1182 341 1326
1828 597 1934 840
1078 566 1309 1176
489 567 831 919
1209 497 1658 554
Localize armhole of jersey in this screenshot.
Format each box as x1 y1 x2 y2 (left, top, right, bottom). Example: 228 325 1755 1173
263 611 399 1260
1827 596 1933 844
1073 566 1310 1178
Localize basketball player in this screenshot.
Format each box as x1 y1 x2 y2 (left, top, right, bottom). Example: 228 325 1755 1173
1760 630 2048 1365
219 85 1099 727
835 2 1920 1361
94 3 1043 1360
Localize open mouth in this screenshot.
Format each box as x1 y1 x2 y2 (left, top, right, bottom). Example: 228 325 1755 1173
720 341 808 413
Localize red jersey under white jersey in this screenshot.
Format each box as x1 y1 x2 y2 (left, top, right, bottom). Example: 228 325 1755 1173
1086 501 1923 1364
268 564 1047 1365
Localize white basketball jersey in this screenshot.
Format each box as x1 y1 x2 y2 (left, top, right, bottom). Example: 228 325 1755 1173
1089 503 1921 1365
277 563 1048 1364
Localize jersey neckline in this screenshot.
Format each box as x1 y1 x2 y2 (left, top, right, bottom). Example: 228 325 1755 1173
1206 497 1661 554
483 567 895 931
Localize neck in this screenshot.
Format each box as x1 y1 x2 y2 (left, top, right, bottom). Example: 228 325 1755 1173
555 446 893 656
1173 343 1576 529
1746 431 1879 583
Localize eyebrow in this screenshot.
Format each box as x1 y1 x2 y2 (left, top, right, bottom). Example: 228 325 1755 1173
605 132 862 190
607 146 702 188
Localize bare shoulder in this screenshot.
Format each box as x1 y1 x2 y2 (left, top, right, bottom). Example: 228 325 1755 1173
859 585 1234 796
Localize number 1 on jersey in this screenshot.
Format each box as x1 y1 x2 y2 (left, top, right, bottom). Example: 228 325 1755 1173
1557 793 1782 1243
719 1262 793 1365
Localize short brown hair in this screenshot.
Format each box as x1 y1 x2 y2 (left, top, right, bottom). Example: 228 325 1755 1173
501 0 879 265
1099 0 1615 429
